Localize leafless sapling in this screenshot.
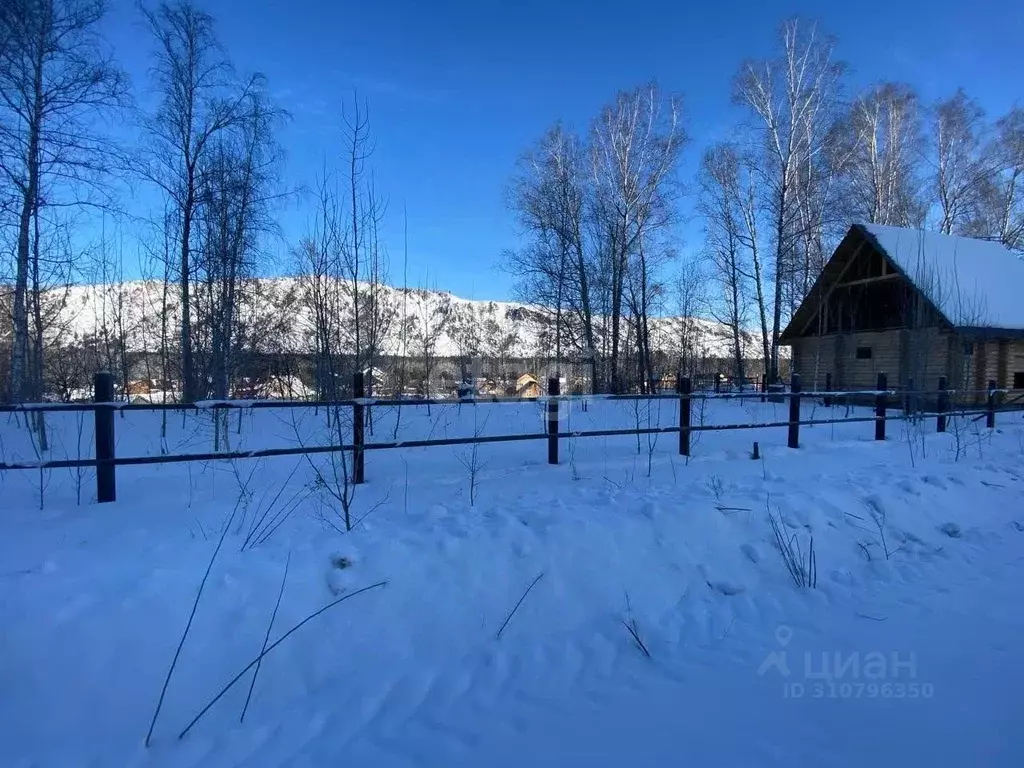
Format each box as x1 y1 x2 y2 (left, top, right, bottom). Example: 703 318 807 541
456 409 490 507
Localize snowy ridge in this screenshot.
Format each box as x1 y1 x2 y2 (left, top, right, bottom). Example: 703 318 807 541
49 278 763 360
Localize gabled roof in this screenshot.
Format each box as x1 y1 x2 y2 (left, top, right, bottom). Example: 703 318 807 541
781 224 1024 341
859 224 1024 330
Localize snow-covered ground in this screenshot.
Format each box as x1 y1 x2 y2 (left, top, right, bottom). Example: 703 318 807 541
2 398 1023 767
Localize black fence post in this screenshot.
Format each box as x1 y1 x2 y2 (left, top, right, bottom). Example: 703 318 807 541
787 373 801 449
760 373 767 404
547 377 559 464
904 377 914 418
875 372 887 441
679 376 692 457
94 371 116 503
937 376 948 433
824 372 833 407
353 371 365 484
987 380 996 429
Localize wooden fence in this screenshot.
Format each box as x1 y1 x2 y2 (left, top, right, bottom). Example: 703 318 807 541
0 371 1016 504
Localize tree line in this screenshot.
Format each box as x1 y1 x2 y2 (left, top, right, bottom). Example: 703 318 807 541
0 0 426 406
507 20 1023 392
1 5 1021 406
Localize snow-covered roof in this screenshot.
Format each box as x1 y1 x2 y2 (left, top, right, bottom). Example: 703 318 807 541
859 224 1024 330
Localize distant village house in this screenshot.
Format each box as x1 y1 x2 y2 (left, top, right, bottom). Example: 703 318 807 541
514 373 541 398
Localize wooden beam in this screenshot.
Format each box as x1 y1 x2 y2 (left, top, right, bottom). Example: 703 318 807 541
833 273 900 289
972 341 986 400
829 238 871 291
998 340 1009 389
797 237 870 337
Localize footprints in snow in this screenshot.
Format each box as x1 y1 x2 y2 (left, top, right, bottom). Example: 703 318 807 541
707 580 746 597
741 543 760 564
698 562 747 597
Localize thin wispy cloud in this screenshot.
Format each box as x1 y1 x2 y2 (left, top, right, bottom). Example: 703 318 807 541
330 70 455 104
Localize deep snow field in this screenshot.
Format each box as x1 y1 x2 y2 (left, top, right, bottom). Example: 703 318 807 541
2 396 1023 767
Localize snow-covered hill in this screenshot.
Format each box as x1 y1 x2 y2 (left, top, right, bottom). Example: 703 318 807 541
50 278 763 360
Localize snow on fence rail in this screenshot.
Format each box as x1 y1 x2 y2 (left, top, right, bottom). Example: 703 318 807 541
0 371 1016 503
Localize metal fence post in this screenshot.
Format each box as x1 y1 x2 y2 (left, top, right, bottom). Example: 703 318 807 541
94 371 116 503
875 372 887 441
678 376 692 456
937 376 948 433
987 380 996 429
787 373 801 449
353 371 365 484
824 372 833 407
904 377 914 418
547 377 559 464
760 373 767 404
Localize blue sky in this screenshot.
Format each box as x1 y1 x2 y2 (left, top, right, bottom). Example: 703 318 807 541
100 0 1024 300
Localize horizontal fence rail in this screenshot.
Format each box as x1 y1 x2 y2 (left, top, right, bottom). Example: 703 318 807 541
0 388 1010 413
0 408 1006 473
1 371 1020 504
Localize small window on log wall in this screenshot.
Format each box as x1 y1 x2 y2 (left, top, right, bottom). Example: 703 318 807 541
1014 372 1024 389
856 347 872 360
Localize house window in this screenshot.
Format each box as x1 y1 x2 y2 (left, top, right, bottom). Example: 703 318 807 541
855 347 872 360
963 343 974 356
1014 372 1024 389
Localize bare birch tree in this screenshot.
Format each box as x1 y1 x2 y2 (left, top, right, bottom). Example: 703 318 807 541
590 82 686 392
733 18 842 381
842 82 924 227
296 168 343 401
667 256 708 379
930 89 990 235
790 117 851 315
699 143 773 370
88 218 133 396
409 285 450 402
338 95 371 375
448 301 481 384
141 0 261 403
295 96 394 407
976 107 1024 251
506 124 597 389
0 0 127 401
193 86 279 402
699 144 750 383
